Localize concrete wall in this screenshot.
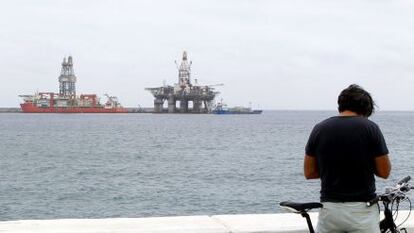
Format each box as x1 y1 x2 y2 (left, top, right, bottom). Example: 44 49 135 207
1 211 413 233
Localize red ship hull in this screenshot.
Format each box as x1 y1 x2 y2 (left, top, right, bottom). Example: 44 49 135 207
20 103 128 113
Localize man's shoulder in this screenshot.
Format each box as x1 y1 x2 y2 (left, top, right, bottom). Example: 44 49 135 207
315 116 378 129
315 116 342 127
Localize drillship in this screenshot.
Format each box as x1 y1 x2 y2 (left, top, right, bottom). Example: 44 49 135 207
19 56 127 113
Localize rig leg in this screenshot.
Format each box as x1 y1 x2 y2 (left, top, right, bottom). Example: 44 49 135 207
180 100 188 113
168 96 175 113
154 98 164 113
193 100 202 113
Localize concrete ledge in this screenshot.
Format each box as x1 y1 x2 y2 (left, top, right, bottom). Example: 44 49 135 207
0 216 228 233
0 211 413 233
212 213 318 233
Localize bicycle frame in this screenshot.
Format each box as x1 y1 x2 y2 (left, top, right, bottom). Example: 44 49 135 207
280 176 412 233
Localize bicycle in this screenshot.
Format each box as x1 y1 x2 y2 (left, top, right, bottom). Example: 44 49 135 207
280 176 413 233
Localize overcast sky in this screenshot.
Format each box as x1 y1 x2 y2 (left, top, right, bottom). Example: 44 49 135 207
1 0 414 110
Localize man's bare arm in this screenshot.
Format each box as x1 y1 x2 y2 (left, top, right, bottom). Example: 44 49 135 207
374 154 391 179
304 154 320 179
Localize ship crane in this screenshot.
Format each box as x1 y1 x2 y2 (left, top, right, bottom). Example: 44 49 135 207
105 93 113 100
104 94 118 102
104 94 121 108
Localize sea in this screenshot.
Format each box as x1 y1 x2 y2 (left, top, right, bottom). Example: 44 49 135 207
0 111 413 221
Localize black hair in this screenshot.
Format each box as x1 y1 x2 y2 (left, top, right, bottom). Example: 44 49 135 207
337 84 375 117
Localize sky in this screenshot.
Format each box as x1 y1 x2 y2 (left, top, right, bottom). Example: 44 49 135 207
1 0 414 110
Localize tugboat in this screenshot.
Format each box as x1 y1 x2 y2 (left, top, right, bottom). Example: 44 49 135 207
212 100 262 114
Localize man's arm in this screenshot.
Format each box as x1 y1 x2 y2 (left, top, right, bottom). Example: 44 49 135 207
304 154 320 179
374 154 391 179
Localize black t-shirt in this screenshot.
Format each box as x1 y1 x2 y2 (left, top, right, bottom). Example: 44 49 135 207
306 116 389 202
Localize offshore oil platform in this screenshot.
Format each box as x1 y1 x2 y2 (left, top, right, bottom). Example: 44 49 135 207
146 51 222 113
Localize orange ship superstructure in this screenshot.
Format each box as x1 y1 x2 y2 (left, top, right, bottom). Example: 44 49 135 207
19 56 127 113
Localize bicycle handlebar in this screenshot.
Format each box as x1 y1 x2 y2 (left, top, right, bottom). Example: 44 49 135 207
379 176 412 202
397 176 411 185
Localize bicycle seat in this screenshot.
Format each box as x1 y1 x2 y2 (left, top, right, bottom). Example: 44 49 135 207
280 201 323 213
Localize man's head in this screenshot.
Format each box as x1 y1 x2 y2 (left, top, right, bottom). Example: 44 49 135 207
337 84 375 117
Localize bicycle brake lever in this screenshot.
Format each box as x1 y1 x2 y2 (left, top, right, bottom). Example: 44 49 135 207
400 186 410 192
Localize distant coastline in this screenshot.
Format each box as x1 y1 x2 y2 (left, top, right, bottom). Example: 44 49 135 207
1 108 413 113
0 107 153 113
0 108 21 113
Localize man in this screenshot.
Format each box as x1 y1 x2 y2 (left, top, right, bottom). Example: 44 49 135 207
304 84 391 233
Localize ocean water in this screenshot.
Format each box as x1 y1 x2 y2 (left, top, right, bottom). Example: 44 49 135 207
0 111 413 220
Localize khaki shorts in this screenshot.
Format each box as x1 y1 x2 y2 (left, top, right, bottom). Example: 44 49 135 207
317 202 380 233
